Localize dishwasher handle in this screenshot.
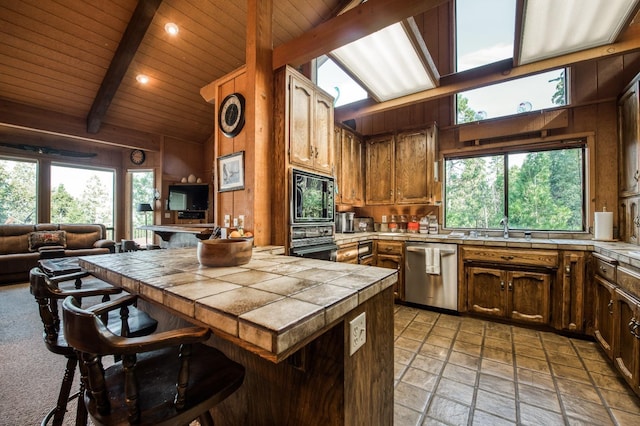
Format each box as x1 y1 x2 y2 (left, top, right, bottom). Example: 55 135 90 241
406 246 456 256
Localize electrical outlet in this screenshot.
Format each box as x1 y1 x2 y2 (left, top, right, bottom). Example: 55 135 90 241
349 312 366 356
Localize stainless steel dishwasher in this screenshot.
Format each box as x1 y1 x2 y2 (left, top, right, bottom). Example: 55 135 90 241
404 242 458 311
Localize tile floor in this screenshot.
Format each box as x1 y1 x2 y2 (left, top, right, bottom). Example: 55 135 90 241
393 305 640 426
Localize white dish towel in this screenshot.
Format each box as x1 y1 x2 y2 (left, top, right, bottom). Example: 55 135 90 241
424 247 441 275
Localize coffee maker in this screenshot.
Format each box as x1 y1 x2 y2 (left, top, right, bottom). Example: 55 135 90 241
336 212 355 233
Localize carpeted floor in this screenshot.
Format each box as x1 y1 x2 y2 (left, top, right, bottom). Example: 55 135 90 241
0 281 83 425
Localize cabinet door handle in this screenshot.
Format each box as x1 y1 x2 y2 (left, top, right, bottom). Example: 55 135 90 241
607 300 614 315
500 281 505 291
501 256 514 261
508 281 513 291
600 266 608 274
634 170 639 182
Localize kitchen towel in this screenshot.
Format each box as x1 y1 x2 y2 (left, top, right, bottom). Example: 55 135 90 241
424 247 441 275
594 211 613 241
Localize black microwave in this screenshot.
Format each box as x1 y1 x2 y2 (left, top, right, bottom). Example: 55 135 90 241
291 168 335 224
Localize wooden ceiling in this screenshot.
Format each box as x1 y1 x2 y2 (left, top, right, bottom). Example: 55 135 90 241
0 0 346 146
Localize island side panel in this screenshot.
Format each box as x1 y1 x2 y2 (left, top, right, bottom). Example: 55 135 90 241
209 287 394 425
344 286 394 426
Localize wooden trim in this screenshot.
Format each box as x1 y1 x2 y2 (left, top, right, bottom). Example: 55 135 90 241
86 0 163 133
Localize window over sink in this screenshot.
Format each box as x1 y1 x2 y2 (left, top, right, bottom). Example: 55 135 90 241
444 142 585 232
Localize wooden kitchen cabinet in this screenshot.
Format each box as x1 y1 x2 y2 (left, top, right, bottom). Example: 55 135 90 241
375 240 404 301
336 242 358 264
620 196 640 245
461 247 557 326
619 74 640 198
334 125 364 207
365 128 438 205
365 136 395 205
554 251 587 333
396 130 435 204
278 66 334 175
593 274 616 360
466 266 551 325
613 286 640 394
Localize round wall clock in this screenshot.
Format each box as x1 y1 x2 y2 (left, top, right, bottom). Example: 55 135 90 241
130 149 146 165
219 93 245 138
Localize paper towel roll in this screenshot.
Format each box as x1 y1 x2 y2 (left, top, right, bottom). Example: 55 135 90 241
594 212 613 241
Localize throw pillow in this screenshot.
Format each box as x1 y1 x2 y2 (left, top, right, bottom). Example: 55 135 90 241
28 230 67 252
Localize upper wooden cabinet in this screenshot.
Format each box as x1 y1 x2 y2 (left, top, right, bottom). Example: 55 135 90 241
334 125 364 207
285 67 334 174
365 135 395 205
365 128 438 205
619 74 640 197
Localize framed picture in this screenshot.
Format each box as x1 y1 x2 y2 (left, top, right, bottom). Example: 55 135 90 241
217 151 245 192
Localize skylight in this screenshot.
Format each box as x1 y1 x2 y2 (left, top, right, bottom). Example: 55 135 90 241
518 0 640 65
317 57 368 107
330 21 438 102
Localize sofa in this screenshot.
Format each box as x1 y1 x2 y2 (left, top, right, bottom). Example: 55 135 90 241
0 223 115 284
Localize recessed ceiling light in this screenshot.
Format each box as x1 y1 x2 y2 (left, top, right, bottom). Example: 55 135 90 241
164 22 179 36
136 74 149 84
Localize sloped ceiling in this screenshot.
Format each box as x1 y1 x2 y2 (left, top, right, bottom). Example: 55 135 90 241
0 0 346 145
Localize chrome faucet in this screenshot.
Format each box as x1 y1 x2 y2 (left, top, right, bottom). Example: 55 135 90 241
500 216 509 239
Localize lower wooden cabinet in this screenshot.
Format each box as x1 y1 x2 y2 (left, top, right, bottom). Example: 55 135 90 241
593 274 616 359
375 240 404 301
466 266 551 325
613 287 640 394
336 242 358 264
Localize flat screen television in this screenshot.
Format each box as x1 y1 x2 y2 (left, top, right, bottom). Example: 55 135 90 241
167 184 209 211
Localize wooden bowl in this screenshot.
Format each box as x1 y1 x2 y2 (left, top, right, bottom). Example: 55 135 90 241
197 238 253 267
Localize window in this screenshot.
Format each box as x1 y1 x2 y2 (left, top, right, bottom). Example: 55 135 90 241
51 164 115 236
444 144 584 232
0 158 37 224
130 170 154 245
317 56 368 107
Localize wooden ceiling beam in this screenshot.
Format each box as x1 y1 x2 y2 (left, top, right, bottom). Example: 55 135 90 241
335 24 640 121
86 0 163 134
272 0 448 70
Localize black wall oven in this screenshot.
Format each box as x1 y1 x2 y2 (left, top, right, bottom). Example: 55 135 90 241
289 169 337 260
291 168 334 224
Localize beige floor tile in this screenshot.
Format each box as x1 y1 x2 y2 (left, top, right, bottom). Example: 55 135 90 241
545 351 582 368
484 336 513 351
475 389 516 421
516 367 556 391
478 372 516 398
442 363 478 386
481 358 515 380
425 333 454 349
515 353 551 374
583 358 619 378
518 382 562 412
591 371 632 393
394 403 422 426
482 346 514 364
395 381 432 412
610 407 640 426
402 367 439 392
395 362 408 381
396 336 423 352
448 350 481 371
435 316 462 330
435 377 476 406
411 354 446 375
550 362 591 383
395 346 416 365
414 310 439 324
472 409 516 426
485 328 512 341
519 402 566 426
453 339 483 357
418 343 450 360
430 325 458 339
457 330 484 345
561 393 613 425
514 342 547 359
400 328 428 342
556 377 603 403
599 387 640 413
512 333 542 348
426 395 471 426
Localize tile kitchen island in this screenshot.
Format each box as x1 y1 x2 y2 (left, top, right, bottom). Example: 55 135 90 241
79 247 397 425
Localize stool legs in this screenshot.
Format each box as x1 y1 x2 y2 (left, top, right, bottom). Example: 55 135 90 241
45 355 76 426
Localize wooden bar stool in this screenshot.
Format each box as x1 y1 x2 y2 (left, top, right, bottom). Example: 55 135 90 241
62 295 245 426
29 267 158 426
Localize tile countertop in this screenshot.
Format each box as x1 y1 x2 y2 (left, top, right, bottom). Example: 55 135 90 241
335 231 640 269
78 246 397 363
